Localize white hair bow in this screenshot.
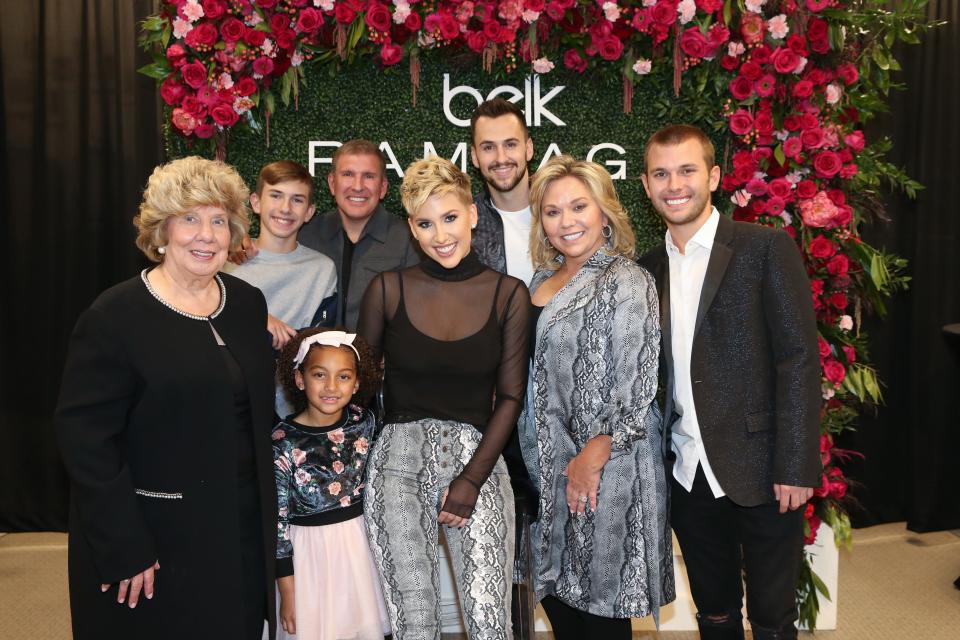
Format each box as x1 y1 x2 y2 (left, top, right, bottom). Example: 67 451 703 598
293 331 360 370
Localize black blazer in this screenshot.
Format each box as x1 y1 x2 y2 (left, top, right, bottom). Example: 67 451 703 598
639 215 821 507
56 272 277 639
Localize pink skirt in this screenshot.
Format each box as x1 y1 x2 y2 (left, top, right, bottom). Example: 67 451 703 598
277 516 391 640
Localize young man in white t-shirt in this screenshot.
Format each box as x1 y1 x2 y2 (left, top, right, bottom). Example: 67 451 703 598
470 98 536 285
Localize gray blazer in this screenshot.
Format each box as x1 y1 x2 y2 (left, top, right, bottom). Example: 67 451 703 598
639 214 821 507
519 250 675 619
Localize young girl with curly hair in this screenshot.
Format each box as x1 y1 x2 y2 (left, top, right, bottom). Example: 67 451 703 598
272 327 389 640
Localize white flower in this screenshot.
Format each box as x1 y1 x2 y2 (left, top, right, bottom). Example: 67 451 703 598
745 0 766 14
291 50 304 67
839 315 854 331
233 96 255 115
767 14 789 39
602 2 620 22
262 38 275 57
786 170 807 184
522 9 541 22
642 0 657 6
826 83 843 105
532 57 555 74
393 2 411 23
677 0 696 25
319 0 335 10
774 129 790 142
821 383 836 400
246 12 264 27
418 32 437 48
727 41 746 58
795 56 808 74
172 17 193 39
632 58 652 75
183 0 204 23
217 72 234 90
731 189 752 207
779 211 793 225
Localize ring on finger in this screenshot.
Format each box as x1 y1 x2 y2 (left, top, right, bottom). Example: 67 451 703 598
579 496 588 503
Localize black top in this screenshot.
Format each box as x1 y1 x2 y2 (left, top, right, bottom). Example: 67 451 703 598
358 252 530 518
339 232 357 326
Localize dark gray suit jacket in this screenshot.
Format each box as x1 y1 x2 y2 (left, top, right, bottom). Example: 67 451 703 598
639 214 821 507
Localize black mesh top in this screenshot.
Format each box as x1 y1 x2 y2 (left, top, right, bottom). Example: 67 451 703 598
358 251 531 517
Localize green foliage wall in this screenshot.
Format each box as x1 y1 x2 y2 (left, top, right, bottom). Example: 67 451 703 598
168 58 726 255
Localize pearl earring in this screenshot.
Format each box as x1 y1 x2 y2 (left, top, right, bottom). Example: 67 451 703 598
158 246 166 255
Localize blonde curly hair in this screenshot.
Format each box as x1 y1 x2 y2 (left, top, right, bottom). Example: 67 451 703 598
400 156 472 217
529 155 637 270
133 156 250 262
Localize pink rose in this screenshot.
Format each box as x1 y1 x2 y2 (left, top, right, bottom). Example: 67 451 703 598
800 128 825 150
327 481 342 495
252 56 275 77
754 74 776 98
272 429 286 441
181 61 208 89
753 110 774 136
380 43 403 66
766 196 786 215
563 49 587 73
332 460 345 474
171 108 197 135
160 77 187 105
353 437 369 455
745 178 768 196
783 137 803 159
768 178 793 199
210 103 239 127
327 429 346 445
844 130 865 153
729 109 754 136
598 36 624 61
813 150 842 178
799 191 840 228
739 61 762 80
438 13 460 41
292 448 307 465
294 468 312 485
340 496 353 507
740 13 764 45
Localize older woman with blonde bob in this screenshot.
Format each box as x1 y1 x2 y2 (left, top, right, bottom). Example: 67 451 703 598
519 156 674 638
358 156 530 639
56 156 277 640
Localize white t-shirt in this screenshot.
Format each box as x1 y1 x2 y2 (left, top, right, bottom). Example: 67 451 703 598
494 205 535 286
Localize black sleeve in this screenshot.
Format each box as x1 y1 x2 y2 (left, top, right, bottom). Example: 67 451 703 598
357 273 387 362
442 280 531 518
54 307 157 583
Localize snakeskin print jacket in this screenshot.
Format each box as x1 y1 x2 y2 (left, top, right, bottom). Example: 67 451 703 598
518 250 676 620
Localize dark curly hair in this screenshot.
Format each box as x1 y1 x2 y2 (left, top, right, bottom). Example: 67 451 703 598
277 328 381 414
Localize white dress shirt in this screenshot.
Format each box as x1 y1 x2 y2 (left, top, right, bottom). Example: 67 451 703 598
667 208 726 497
494 204 535 285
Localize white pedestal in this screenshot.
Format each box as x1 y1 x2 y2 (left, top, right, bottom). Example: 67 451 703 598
438 522 839 633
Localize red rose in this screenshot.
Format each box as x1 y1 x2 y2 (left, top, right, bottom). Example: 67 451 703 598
813 150 842 178
806 0 830 11
840 164 858 179
733 165 754 184
800 128 825 150
844 130 865 153
181 95 204 117
270 13 289 34
707 23 730 48
729 76 754 101
732 150 755 169
807 17 828 42
754 110 774 136
185 21 219 48
220 18 246 43
563 48 588 73
483 20 501 42
680 27 712 60
160 77 187 105
784 115 802 131
768 178 793 199
823 358 846 385
751 44 773 65
438 13 460 41
783 137 803 159
745 178 768 196
837 63 859 86
166 43 186 64
787 34 809 57
181 61 208 89
546 1 566 21
598 36 624 61
244 28 267 47
754 74 776 98
405 13 421 31
772 47 800 74
525 0 546 11
739 60 762 80
257 0 278 7
722 175 740 191
766 197 785 215
792 79 813 99
380 43 403 66
740 13 764 44
365 3 392 33
272 28 293 49
800 113 820 130
729 109 754 136
296 8 322 32
808 235 836 259
252 56 274 77
234 76 258 96
210 103 239 127
750 198 768 215
842 344 856 363
829 292 848 310
696 0 722 11
720 55 740 71
826 254 849 276
651 1 678 26
826 189 845 205
833 205 852 227
466 30 488 53
820 432 833 454
202 0 227 20
335 4 357 24
828 479 847 499
194 121 215 139
795 180 817 200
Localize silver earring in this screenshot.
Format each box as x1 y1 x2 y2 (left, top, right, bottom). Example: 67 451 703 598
158 246 166 255
601 225 612 239
541 235 553 249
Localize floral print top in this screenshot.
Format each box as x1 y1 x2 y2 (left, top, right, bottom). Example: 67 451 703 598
272 404 374 576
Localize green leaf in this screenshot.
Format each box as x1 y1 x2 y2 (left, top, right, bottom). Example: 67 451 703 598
774 144 786 167
872 48 891 71
723 0 733 27
161 24 171 48
810 568 831 600
141 15 167 32
137 62 172 80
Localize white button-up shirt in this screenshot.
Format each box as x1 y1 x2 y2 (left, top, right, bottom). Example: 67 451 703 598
667 208 725 498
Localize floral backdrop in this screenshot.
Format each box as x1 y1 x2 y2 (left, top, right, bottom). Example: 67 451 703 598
140 0 935 627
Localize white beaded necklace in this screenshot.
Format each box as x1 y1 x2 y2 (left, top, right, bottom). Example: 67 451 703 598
140 268 226 321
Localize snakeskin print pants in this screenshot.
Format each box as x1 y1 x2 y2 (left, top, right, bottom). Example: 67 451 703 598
364 419 515 640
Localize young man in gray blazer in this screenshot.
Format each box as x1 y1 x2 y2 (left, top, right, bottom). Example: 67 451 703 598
639 125 821 640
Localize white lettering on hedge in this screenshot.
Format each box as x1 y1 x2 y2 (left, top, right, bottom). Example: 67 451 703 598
423 142 469 172
379 142 404 178
587 143 627 180
308 141 341 175
443 74 565 128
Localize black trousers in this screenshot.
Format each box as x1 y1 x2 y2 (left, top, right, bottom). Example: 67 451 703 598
671 467 804 640
540 596 632 640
